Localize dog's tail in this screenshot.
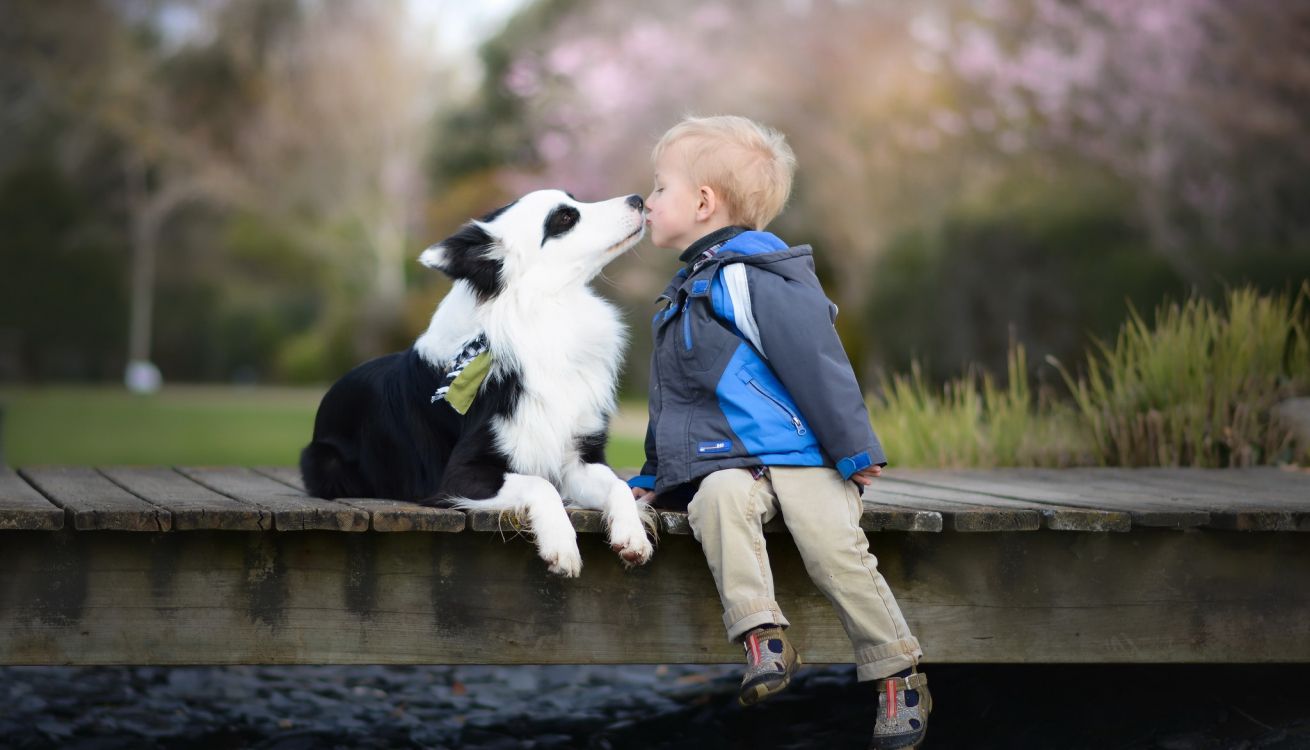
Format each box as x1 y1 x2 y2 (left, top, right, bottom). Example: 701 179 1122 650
299 440 366 500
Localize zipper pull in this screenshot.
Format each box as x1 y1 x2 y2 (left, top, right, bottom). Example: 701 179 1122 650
792 417 807 436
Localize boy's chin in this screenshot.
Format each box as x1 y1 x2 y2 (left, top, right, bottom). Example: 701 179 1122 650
648 232 681 251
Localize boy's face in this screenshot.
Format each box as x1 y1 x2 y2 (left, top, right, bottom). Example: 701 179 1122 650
645 141 703 252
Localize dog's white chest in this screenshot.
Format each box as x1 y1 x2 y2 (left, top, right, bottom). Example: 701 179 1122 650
487 293 626 479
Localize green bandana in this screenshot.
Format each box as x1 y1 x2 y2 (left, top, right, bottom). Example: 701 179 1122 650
443 351 493 415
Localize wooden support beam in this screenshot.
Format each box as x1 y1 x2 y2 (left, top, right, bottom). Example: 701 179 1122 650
1 526 1307 665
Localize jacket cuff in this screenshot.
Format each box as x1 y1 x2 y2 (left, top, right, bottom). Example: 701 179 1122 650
836 451 875 480
627 474 657 490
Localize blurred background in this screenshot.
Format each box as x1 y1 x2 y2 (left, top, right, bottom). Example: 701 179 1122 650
2 0 1308 469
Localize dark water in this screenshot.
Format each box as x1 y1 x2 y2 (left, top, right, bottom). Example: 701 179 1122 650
1 663 1308 749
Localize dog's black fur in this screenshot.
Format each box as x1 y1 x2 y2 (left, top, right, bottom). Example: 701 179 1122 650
299 348 523 503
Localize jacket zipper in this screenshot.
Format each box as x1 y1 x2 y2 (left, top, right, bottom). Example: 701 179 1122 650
682 301 692 351
748 380 807 436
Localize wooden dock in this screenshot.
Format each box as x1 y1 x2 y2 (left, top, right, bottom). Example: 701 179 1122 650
1 465 1307 666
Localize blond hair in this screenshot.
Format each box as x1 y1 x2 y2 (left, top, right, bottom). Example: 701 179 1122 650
651 115 796 230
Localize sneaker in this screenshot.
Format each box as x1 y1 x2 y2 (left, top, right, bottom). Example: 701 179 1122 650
737 625 801 706
869 669 932 749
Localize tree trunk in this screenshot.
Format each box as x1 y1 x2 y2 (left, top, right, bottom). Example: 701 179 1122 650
124 156 161 393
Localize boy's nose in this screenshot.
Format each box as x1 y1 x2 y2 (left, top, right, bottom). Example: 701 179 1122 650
626 194 645 211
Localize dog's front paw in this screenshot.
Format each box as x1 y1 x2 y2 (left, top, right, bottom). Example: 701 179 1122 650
541 543 582 577
530 505 582 577
609 518 654 567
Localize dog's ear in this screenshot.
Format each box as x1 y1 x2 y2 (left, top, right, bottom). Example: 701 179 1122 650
420 198 518 271
419 221 504 299
419 221 493 274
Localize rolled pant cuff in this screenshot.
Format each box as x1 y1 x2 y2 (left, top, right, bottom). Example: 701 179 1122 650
854 638 923 682
723 599 790 642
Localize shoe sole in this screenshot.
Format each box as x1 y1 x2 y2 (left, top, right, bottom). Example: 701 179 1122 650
738 656 802 706
871 730 927 750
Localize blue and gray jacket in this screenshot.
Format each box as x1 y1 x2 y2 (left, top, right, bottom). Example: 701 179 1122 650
628 226 887 495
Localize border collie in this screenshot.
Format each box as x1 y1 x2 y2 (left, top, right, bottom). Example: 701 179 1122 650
301 189 653 577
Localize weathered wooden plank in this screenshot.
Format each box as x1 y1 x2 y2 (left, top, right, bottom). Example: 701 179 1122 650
1179 468 1310 500
258 466 658 535
19 467 170 532
658 510 693 535
338 499 466 533
0 467 64 531
565 509 606 533
875 473 1100 531
870 486 1041 532
978 469 1212 529
1085 469 1309 531
1145 468 1310 508
857 501 943 533
885 471 1131 528
178 467 367 532
1094 467 1309 502
100 467 269 531
466 507 606 534
2 527 1307 665
255 466 308 491
251 467 464 533
258 466 630 534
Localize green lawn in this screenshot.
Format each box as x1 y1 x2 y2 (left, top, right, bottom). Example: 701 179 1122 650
0 387 647 469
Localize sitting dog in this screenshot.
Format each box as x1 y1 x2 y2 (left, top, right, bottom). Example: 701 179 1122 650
301 189 653 576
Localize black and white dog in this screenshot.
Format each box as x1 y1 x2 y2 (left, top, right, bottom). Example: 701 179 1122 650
301 190 652 576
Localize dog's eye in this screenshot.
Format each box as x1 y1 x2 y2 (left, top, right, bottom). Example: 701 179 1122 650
542 205 581 245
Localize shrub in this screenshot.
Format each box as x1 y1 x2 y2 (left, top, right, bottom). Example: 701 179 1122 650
870 343 1089 468
1049 285 1310 467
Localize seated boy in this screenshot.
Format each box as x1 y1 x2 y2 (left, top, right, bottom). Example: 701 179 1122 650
629 115 931 749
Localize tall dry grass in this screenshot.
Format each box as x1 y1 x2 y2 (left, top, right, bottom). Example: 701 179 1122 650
1049 284 1310 467
870 344 1089 468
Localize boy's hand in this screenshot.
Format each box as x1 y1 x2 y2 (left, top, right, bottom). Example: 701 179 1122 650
632 487 655 502
851 465 883 486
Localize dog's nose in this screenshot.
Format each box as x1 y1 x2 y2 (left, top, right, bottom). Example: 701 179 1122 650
626 194 645 212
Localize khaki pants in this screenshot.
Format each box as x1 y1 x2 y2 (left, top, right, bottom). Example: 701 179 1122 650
687 466 923 681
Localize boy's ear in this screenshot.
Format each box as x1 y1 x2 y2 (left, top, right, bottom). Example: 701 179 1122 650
696 185 718 221
419 221 504 300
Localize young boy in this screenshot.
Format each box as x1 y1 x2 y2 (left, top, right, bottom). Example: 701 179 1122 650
628 115 931 749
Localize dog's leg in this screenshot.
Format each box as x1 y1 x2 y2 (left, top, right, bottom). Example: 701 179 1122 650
452 473 582 578
562 462 655 567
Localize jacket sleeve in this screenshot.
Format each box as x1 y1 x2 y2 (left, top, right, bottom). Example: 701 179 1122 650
744 260 886 478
